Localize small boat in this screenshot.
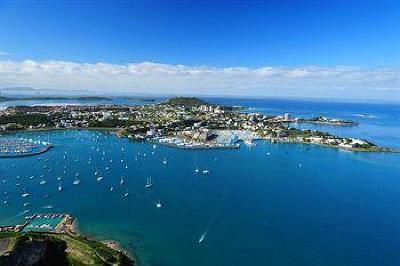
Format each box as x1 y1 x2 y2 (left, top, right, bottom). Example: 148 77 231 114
23 202 30 207
73 177 80 185
162 158 167 164
155 200 163 208
96 176 104 182
145 177 153 188
105 166 109 171
58 181 63 192
120 177 125 185
194 166 199 173
110 186 114 192
94 170 99 176
123 189 129 197
202 167 209 175
22 189 31 197
40 179 47 185
198 230 208 244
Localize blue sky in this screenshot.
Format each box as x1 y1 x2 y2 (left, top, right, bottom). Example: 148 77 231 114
0 1 399 100
1 0 399 67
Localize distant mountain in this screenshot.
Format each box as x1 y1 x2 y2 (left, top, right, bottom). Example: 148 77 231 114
0 87 36 92
0 87 97 97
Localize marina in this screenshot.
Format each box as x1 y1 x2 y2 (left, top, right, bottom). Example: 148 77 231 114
0 138 54 158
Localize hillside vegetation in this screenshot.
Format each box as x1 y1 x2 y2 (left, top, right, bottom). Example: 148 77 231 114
0 231 135 266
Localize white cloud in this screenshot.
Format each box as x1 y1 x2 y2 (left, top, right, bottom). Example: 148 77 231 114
0 51 10 56
0 59 399 100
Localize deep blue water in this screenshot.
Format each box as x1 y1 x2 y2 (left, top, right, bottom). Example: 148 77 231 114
0 97 399 266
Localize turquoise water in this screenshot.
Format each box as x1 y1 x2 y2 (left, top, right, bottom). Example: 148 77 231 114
0 98 399 266
23 216 64 232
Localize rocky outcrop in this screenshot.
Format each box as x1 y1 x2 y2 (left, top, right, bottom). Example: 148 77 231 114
0 235 68 266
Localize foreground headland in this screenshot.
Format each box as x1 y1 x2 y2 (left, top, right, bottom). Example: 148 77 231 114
0 97 394 153
0 213 136 266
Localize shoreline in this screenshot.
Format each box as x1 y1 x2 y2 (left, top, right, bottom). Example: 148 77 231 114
65 216 138 265
1 126 396 153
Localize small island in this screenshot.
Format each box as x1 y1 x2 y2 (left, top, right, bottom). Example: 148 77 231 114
294 115 357 125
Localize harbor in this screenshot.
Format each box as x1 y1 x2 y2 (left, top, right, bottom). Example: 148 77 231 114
0 137 54 158
0 213 75 234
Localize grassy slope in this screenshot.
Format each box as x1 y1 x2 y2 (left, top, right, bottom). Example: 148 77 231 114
0 231 135 266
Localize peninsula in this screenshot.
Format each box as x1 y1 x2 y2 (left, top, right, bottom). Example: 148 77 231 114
0 97 391 152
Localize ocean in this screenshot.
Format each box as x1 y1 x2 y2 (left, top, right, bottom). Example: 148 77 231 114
0 97 399 266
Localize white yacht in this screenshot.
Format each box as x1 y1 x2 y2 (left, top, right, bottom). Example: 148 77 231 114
73 177 80 185
155 200 163 208
145 177 153 188
202 167 209 175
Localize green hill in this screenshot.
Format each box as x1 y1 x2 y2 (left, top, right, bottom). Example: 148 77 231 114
163 97 209 107
0 231 135 266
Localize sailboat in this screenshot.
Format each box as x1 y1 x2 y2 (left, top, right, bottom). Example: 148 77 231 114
40 178 47 185
73 176 80 185
145 177 153 188
120 177 125 185
22 188 31 198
